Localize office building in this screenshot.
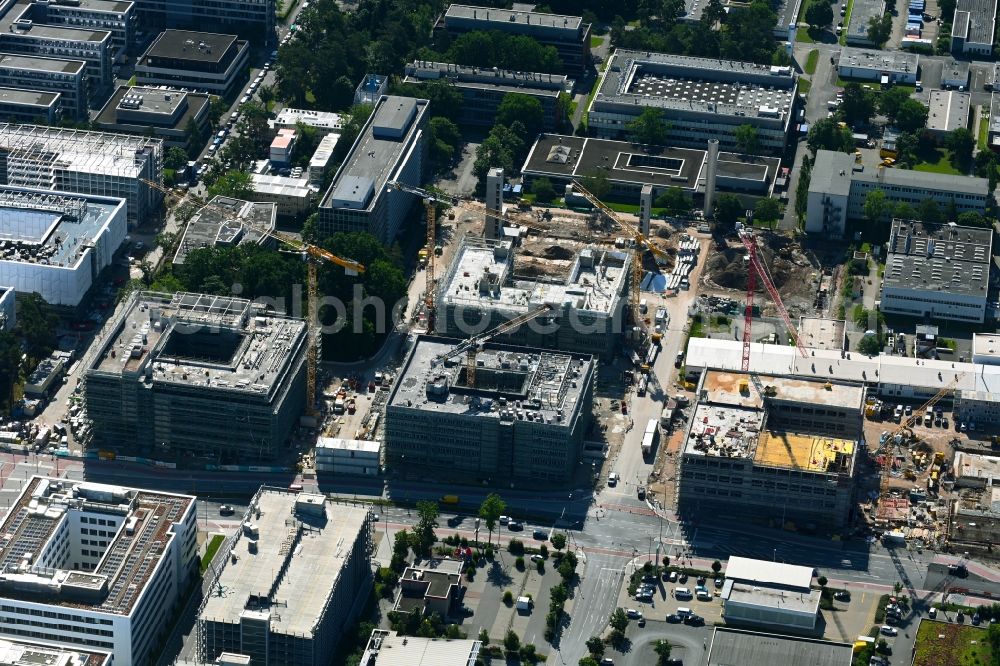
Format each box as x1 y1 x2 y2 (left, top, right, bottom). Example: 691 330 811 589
199 488 372 666
706 628 853 665
845 0 887 45
131 0 275 41
270 128 296 165
95 85 211 150
250 173 313 220
395 559 463 618
135 30 249 96
951 0 997 55
942 59 972 88
0 476 197 665
0 186 126 307
361 630 482 666
23 350 69 398
521 134 781 200
588 50 797 154
0 53 86 120
315 437 380 476
0 19 112 94
172 196 275 265
678 369 863 529
8 0 137 61
384 335 595 486
437 237 630 358
880 219 990 323
805 149 989 236
272 108 345 136
0 88 58 123
308 133 339 188
926 90 970 138
438 4 591 74
84 292 307 460
0 284 12 331
0 124 163 229
721 557 821 631
837 47 919 84
403 60 568 129
318 95 429 243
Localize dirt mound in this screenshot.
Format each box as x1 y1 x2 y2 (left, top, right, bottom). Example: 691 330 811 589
541 245 576 260
706 243 798 291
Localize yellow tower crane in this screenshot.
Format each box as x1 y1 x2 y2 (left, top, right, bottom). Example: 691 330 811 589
145 181 365 418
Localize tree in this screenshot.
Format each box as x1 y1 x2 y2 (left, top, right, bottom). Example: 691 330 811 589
894 131 920 166
712 560 722 574
734 124 760 155
858 333 881 355
754 197 781 227
627 107 670 146
878 86 912 121
867 13 893 47
864 189 887 227
654 640 673 666
807 117 854 153
497 93 545 142
655 186 691 216
504 630 521 654
429 116 461 171
893 581 903 595
804 0 833 28
945 127 975 169
0 332 21 408
580 171 611 200
164 146 189 171
16 293 57 361
478 493 506 547
918 198 942 224
714 193 743 231
579 658 601 666
702 0 727 25
818 575 828 587
413 501 439 556
551 532 567 550
958 211 991 227
446 31 563 74
257 84 276 110
896 99 929 133
586 636 605 657
474 122 526 182
840 83 876 126
532 177 557 202
795 153 812 223
208 170 253 200
893 201 917 220
720 0 779 64
610 607 629 632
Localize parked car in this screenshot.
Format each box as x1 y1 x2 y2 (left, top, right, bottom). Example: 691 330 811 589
834 591 851 601
507 520 522 531
683 614 704 626
219 505 235 516
530 554 544 563
880 625 898 636
666 614 682 623
714 577 724 588
626 609 642 619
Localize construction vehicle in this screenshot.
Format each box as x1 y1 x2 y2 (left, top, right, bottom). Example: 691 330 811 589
431 304 552 386
385 181 507 332
145 180 365 418
570 181 670 352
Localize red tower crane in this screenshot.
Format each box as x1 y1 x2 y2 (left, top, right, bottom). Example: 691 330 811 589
739 230 808 373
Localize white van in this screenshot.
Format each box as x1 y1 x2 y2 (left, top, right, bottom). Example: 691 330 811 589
639 298 648 313
608 471 620 486
675 587 693 600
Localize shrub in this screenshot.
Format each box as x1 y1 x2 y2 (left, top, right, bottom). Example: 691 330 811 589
516 556 525 570
503 590 514 605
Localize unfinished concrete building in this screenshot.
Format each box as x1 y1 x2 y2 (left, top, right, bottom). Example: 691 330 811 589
677 370 864 530
436 237 630 358
384 335 595 486
84 292 307 461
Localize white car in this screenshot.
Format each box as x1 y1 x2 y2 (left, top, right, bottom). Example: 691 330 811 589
499 515 509 525
880 625 898 636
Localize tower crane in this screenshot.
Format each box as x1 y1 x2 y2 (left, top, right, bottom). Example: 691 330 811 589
570 181 670 342
385 181 507 331
144 180 365 418
432 304 552 386
738 230 808 395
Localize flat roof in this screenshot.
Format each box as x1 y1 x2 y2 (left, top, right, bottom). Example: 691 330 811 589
0 186 124 269
321 95 428 210
954 0 997 46
809 150 854 197
852 159 989 195
115 86 184 116
0 636 111 665
973 332 1000 359
362 631 481 666
173 196 275 264
316 437 381 454
846 0 887 43
90 292 306 401
954 452 1000 484
62 0 133 12
440 237 630 317
273 107 345 131
251 172 313 198
882 219 991 298
990 93 1000 140
593 49 796 122
0 86 57 107
96 85 210 133
839 46 919 74
0 124 162 178
725 556 814 589
700 368 864 410
389 335 592 424
724 581 821 615
444 4 583 32
404 60 567 96
0 476 193 615
200 489 370 637
798 317 846 351
708 628 853 666
0 52 85 74
941 59 972 83
927 90 970 132
145 30 237 63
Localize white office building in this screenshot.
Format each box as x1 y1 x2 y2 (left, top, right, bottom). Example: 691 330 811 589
308 133 339 188
0 476 197 665
361 630 482 665
837 47 919 83
721 557 820 631
272 108 345 136
315 437 380 476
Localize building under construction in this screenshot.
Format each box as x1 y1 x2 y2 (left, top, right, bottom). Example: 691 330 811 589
677 370 864 530
84 292 307 461
0 124 163 228
436 237 630 358
384 335 595 486
172 196 276 265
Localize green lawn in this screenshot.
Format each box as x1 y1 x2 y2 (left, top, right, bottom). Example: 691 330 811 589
913 621 993 666
797 28 817 43
912 149 964 175
590 35 605 47
979 113 990 150
804 49 819 75
200 534 224 574
798 78 812 96
839 0 855 44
